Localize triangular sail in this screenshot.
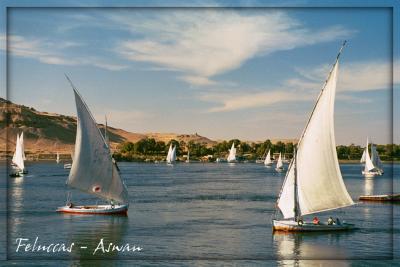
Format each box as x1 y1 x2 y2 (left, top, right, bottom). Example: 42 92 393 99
166 144 173 163
227 142 236 161
277 46 354 219
276 153 283 168
363 139 375 172
12 133 25 171
360 149 366 163
264 149 272 165
171 146 177 162
66 78 128 204
20 132 26 160
371 144 383 171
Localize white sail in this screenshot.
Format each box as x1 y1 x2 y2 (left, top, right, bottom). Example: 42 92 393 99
66 85 128 204
12 134 19 163
166 144 173 163
187 150 190 162
227 142 236 162
276 153 283 169
56 152 60 163
20 132 26 160
360 149 366 163
277 58 354 219
264 149 272 165
171 146 177 162
363 139 375 172
12 133 25 171
371 144 383 171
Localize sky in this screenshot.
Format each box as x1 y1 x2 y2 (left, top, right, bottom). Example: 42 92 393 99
0 1 399 145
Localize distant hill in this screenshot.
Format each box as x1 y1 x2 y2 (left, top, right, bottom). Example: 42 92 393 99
0 98 216 157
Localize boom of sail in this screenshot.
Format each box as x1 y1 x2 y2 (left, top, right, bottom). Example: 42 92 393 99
66 82 129 204
276 48 354 219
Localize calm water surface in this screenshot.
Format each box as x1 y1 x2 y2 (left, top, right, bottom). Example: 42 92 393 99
1 162 399 266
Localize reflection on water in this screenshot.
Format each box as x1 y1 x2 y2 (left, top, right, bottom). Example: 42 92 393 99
273 232 350 266
364 177 374 196
66 215 128 264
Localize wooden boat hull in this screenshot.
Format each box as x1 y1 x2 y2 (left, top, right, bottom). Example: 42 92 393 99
273 220 354 232
56 204 128 215
359 194 400 202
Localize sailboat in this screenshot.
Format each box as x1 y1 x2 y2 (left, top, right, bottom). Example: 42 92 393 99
63 152 73 169
264 149 272 167
186 150 190 163
275 152 284 172
273 42 355 232
56 152 60 164
227 142 237 163
57 76 129 215
361 138 383 177
10 132 28 177
166 144 176 165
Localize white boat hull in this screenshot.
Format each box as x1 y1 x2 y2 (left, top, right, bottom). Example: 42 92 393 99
57 204 128 215
273 219 354 232
275 167 284 172
362 170 382 177
64 163 72 169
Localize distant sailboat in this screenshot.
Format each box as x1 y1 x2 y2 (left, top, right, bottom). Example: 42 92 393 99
10 132 28 177
264 149 272 167
56 152 60 164
275 152 284 172
166 144 176 164
361 138 383 177
63 152 73 169
186 150 190 163
227 142 237 163
273 41 355 232
57 76 129 215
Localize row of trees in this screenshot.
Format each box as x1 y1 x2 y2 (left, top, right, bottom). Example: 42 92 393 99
114 138 400 161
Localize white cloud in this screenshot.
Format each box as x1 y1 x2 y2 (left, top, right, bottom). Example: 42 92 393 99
200 59 397 112
1 34 128 71
115 10 352 85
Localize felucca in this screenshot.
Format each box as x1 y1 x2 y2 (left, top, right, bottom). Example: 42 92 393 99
56 152 60 164
166 144 176 164
360 138 383 177
57 76 129 215
273 42 355 232
275 152 284 172
264 149 272 167
10 132 28 177
227 142 237 163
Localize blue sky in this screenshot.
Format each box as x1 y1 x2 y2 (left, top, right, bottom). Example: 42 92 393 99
1 1 399 145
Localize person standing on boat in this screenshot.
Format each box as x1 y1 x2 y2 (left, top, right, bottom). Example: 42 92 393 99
328 217 334 225
313 217 320 225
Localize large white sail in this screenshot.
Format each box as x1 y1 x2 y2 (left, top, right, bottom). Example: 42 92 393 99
277 58 354 219
12 133 25 171
264 149 272 165
360 149 366 163
276 153 283 169
227 142 236 162
66 86 128 204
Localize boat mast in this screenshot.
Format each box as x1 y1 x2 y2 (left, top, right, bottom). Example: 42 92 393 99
293 148 299 222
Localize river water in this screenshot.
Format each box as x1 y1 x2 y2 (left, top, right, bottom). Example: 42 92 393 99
1 162 399 266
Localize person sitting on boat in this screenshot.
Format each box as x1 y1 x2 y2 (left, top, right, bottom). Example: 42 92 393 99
313 216 320 225
327 216 334 225
336 218 341 225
